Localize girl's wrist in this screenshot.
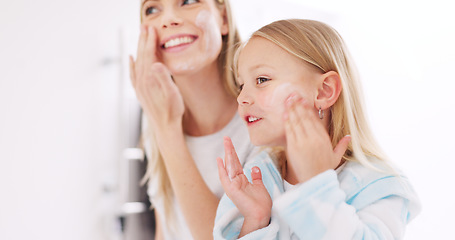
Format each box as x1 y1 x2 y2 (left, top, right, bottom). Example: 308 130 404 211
239 216 270 237
245 214 271 230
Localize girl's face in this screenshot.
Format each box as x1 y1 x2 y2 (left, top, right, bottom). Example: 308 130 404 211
141 0 228 74
237 37 321 147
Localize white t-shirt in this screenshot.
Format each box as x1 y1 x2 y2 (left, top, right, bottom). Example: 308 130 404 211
143 113 259 239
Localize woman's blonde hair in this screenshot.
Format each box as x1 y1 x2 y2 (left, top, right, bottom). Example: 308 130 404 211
139 0 241 232
234 19 388 174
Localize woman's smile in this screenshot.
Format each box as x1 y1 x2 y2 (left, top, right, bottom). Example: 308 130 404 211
161 34 198 52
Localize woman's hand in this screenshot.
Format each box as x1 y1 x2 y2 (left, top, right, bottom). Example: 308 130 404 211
284 94 351 183
217 136 272 237
129 25 184 132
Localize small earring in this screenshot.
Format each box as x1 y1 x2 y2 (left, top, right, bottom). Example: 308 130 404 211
318 107 324 120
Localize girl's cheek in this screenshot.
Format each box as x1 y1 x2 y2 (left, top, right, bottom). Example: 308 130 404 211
263 83 295 110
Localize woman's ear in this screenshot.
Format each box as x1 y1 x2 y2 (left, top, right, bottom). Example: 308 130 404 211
219 6 229 36
314 71 342 110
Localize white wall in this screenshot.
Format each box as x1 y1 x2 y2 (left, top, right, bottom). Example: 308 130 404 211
0 0 140 239
231 0 455 239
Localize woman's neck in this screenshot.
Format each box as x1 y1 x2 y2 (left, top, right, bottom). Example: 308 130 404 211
173 63 238 136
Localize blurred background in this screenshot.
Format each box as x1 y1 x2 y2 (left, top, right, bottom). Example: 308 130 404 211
0 0 454 239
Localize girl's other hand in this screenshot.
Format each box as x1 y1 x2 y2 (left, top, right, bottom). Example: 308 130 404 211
284 93 351 183
217 136 272 237
129 25 185 131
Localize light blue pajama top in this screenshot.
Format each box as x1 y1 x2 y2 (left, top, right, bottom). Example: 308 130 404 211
213 151 421 240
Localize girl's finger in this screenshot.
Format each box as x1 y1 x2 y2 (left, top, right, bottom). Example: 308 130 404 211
217 157 230 188
333 135 351 162
290 97 326 138
251 166 264 186
287 98 306 137
223 136 243 180
284 113 296 143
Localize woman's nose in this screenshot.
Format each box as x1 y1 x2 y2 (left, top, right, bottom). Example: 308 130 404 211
160 8 183 28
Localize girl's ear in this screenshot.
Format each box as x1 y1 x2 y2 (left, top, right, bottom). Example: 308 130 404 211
314 71 342 110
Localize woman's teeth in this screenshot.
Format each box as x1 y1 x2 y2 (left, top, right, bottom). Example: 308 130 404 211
164 36 194 49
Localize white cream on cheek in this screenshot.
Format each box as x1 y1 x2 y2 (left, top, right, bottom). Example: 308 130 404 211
264 83 294 109
173 61 194 72
172 10 221 72
195 10 221 57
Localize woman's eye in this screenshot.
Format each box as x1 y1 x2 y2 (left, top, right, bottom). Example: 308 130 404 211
256 77 271 85
182 0 199 5
238 84 244 92
145 6 159 16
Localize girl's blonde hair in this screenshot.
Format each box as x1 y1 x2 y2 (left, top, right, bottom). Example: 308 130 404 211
139 0 241 231
234 19 387 174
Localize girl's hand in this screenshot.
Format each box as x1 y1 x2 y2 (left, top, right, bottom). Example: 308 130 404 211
284 94 351 183
217 136 272 237
129 25 184 131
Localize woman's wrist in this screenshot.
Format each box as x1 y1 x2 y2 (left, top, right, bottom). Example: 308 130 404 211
154 123 184 143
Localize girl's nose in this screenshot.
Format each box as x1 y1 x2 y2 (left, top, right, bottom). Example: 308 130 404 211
237 89 253 106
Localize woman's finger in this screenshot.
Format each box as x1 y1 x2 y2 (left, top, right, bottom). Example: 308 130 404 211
151 62 175 95
144 26 158 69
129 55 137 87
136 24 148 75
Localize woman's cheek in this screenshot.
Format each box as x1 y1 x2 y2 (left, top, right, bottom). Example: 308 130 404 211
195 10 222 57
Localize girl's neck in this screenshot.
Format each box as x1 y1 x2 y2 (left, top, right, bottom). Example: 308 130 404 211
284 166 300 185
173 62 238 137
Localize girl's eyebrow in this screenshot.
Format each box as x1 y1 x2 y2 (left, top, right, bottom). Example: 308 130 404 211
248 63 275 72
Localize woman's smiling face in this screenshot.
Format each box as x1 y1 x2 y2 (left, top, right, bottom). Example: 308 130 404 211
141 0 228 74
236 37 322 147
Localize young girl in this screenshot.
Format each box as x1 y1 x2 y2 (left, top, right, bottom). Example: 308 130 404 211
129 0 258 239
214 19 421 239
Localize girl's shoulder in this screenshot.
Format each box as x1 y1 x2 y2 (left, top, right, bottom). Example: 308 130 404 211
339 159 421 220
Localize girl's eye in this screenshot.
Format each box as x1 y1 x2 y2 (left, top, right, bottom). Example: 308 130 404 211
182 0 199 5
145 6 159 16
256 77 271 85
238 84 244 92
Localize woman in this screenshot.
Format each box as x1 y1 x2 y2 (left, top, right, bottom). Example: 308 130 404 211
129 0 258 239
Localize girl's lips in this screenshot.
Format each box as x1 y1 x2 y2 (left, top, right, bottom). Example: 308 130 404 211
245 115 263 125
